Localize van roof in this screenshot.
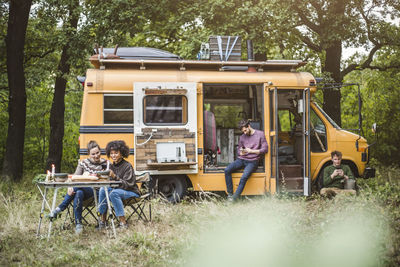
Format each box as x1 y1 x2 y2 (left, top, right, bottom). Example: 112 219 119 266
90 47 306 72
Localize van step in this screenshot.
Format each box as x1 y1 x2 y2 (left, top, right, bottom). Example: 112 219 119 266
279 165 302 178
279 176 303 190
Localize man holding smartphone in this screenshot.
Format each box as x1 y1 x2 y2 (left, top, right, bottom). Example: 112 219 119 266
322 150 355 189
225 119 268 202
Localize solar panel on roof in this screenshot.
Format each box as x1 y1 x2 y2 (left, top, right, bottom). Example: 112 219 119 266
95 47 181 60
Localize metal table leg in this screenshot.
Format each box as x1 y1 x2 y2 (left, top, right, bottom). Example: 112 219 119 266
36 186 48 236
47 188 59 239
92 186 100 226
104 186 116 238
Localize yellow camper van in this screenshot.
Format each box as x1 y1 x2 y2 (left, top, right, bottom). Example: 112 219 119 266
79 46 373 201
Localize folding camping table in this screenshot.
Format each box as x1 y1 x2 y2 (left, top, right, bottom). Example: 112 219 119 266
36 180 121 239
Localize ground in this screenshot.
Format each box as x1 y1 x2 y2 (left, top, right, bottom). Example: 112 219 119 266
0 168 400 266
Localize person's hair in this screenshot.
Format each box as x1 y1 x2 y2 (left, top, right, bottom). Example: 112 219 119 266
106 140 130 158
238 119 250 130
87 140 100 154
331 150 342 159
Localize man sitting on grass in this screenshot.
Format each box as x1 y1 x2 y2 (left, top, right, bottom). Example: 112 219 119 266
321 150 356 197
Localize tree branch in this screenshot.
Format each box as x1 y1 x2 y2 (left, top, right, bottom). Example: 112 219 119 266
25 48 55 63
341 44 382 77
292 28 322 52
368 64 400 71
293 5 321 35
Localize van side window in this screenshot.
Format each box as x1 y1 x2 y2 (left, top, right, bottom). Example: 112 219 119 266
144 95 187 125
310 108 327 152
103 94 133 124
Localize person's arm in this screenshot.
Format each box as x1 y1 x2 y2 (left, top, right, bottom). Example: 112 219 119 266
74 160 84 175
257 133 268 154
244 133 268 155
110 162 136 190
238 136 244 155
323 166 334 187
343 165 354 180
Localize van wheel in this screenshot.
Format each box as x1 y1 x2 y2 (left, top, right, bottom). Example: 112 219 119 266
158 176 188 203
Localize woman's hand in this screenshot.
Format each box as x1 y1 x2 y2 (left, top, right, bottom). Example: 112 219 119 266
109 170 117 180
67 187 75 196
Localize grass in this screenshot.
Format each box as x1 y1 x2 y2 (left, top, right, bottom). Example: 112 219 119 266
1 166 400 267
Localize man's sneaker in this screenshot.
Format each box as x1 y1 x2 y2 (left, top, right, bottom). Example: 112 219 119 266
227 195 234 202
75 223 83 234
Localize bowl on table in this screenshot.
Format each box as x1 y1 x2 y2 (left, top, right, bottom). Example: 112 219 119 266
54 173 68 182
97 170 111 179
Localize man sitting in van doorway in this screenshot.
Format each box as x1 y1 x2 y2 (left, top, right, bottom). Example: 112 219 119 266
321 150 356 197
225 119 268 202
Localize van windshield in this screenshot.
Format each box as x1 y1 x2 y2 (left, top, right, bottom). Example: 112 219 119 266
312 102 341 129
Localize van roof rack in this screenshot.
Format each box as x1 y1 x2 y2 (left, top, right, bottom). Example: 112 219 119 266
90 58 306 72
90 46 306 71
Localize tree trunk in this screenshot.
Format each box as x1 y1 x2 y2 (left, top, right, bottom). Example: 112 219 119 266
322 40 343 127
320 0 346 127
46 3 79 172
2 0 32 181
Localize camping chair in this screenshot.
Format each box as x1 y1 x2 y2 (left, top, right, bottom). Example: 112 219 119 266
112 172 154 223
63 194 98 228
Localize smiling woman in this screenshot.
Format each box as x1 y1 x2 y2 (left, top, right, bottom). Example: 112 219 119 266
98 140 140 228
48 140 108 234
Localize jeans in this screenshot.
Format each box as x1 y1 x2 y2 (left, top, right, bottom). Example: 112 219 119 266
225 158 259 199
57 187 96 224
98 187 139 217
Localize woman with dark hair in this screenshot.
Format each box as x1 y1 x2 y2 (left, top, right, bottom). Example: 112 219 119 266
98 140 139 228
50 140 108 234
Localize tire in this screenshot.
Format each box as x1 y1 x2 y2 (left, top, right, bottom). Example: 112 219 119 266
158 176 188 203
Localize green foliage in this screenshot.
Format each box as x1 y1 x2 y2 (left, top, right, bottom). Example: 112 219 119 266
32 173 47 184
343 50 400 165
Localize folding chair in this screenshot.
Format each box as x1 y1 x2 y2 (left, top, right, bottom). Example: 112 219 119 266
112 173 154 223
63 195 98 228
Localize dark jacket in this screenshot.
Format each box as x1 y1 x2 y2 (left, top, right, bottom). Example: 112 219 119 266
111 159 140 195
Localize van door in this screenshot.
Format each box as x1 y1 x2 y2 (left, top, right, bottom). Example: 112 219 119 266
266 86 311 195
302 88 311 196
267 86 279 193
133 82 198 175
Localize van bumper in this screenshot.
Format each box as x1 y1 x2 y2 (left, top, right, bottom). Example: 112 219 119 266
363 167 376 178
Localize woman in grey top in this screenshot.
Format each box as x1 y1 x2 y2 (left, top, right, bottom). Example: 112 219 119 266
50 140 108 234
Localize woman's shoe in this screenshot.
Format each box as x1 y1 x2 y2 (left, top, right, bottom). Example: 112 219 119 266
118 223 128 229
96 221 107 230
75 223 83 234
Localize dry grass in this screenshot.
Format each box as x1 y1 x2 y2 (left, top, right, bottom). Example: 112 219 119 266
0 170 400 267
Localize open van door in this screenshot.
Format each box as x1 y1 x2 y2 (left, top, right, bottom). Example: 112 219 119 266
267 86 279 193
302 88 311 196
133 82 198 175
266 85 311 195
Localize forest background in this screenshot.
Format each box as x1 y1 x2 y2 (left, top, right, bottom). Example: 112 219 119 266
1 1 400 266
1 0 400 179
